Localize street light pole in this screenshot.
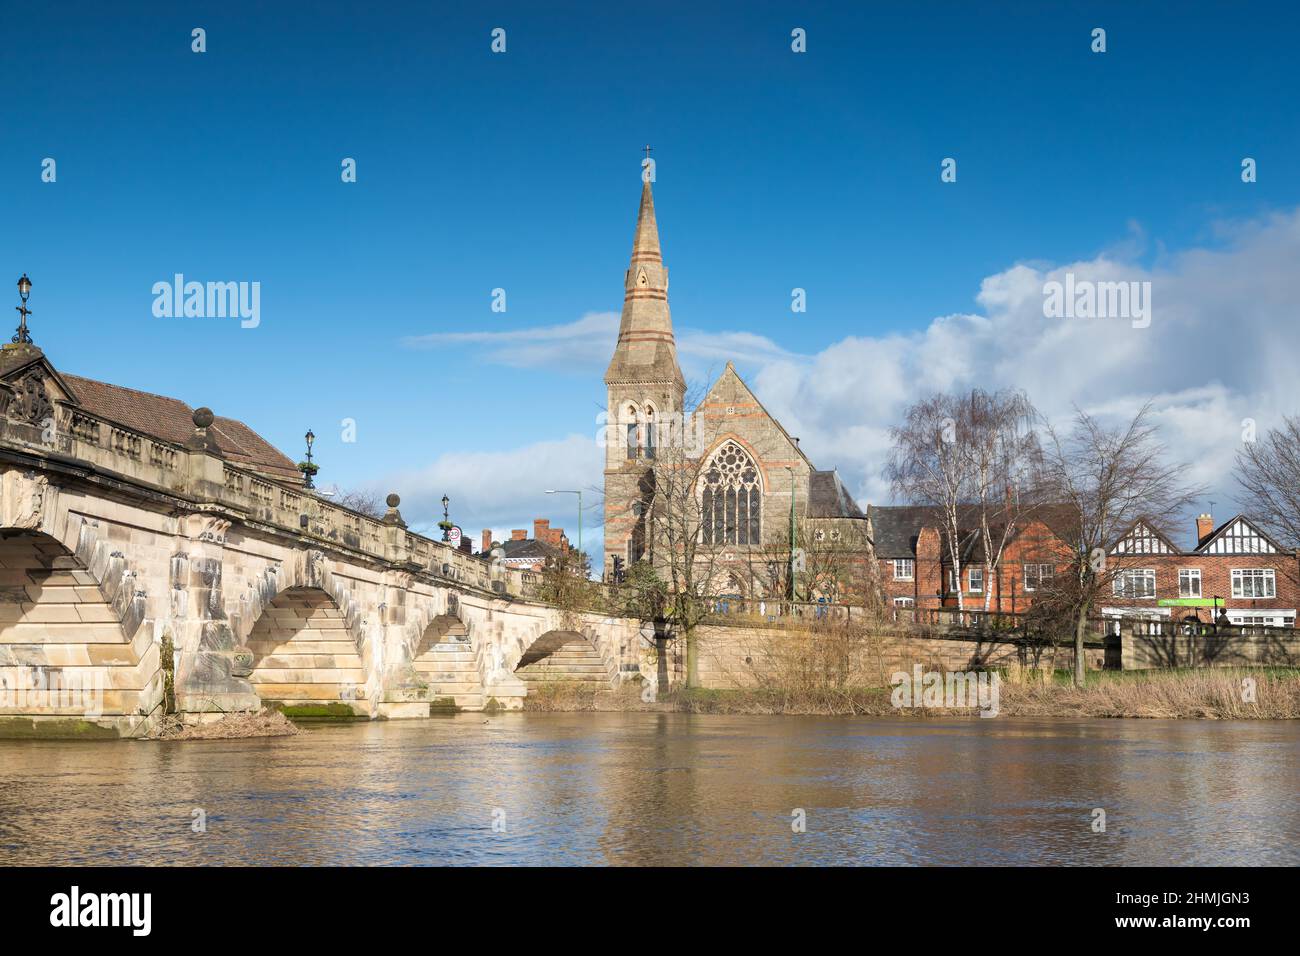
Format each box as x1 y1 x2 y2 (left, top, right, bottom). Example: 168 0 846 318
545 489 582 559
785 466 796 602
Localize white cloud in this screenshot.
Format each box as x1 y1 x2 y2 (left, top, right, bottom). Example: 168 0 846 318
378 433 603 545
387 207 1300 538
401 311 618 369
752 208 1300 513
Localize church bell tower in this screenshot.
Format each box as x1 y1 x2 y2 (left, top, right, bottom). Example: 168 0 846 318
603 173 686 579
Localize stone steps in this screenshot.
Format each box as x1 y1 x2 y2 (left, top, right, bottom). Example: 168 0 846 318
411 633 486 711
248 593 365 706
515 639 615 691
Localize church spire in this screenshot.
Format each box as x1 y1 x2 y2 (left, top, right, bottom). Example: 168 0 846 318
605 176 685 389
630 178 662 266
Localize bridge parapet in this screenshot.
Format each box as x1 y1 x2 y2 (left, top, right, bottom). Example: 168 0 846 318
14 399 535 600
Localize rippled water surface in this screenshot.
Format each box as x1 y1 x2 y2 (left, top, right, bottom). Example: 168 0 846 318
1 714 1296 865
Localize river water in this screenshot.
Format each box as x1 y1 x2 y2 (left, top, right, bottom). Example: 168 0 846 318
1 715 1295 866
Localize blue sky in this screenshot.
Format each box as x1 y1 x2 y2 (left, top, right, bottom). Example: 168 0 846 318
4 1 1298 539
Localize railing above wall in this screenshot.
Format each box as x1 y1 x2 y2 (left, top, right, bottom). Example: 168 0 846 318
1 399 531 598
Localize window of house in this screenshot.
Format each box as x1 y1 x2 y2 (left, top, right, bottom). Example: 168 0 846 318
1023 563 1054 591
969 567 984 593
1232 568 1276 598
1228 610 1293 627
893 597 915 608
1178 569 1202 599
893 559 914 580
1113 569 1157 599
700 441 762 546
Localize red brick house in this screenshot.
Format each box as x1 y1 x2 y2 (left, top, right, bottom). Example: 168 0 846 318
869 504 1075 614
1101 514 1298 629
871 504 1299 627
479 518 572 572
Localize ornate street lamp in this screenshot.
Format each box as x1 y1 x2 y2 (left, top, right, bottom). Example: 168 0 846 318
298 428 318 489
438 494 452 541
14 273 33 344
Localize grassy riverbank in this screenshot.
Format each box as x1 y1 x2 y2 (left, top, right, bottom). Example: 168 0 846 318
522 668 1300 719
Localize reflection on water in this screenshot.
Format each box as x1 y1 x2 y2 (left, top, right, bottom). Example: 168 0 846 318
0 715 1296 865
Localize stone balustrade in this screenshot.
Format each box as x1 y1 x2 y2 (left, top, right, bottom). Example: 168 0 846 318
33 399 528 600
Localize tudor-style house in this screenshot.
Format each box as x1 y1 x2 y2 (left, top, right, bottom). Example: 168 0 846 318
874 503 1298 626
1102 514 1298 629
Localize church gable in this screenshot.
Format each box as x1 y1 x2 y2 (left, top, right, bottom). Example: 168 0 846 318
696 362 811 471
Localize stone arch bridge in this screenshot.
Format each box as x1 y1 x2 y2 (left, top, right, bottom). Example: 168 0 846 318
0 389 649 737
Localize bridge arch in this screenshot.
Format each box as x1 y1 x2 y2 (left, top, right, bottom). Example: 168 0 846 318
0 527 159 729
410 613 485 709
511 628 616 693
246 586 369 715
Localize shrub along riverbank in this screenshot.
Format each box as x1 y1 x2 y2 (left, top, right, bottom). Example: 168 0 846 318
522 667 1300 719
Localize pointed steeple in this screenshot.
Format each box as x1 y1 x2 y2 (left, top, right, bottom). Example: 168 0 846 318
631 178 662 265
605 178 685 389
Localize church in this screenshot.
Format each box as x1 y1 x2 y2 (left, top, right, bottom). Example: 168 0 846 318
602 177 876 600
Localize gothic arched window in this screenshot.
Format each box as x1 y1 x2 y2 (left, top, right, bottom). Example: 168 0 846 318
626 405 639 460
644 406 656 459
700 441 762 545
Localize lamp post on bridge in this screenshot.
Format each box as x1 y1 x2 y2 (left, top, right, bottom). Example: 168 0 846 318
438 494 452 541
14 274 33 344
299 429 318 490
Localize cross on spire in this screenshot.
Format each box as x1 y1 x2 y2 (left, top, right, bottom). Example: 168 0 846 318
642 144 653 161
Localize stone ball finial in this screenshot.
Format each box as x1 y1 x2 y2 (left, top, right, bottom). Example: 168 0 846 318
193 407 215 429
386 493 401 508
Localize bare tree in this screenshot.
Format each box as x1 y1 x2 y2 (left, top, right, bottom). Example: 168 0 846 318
747 519 875 607
1037 403 1202 686
886 394 972 610
1234 415 1300 547
331 487 385 518
957 389 1046 611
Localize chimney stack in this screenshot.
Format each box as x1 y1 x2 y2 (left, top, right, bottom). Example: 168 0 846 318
534 518 550 540
481 529 493 554
511 529 527 541
1196 513 1214 545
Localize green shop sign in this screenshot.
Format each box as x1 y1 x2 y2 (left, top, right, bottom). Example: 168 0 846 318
1157 598 1219 607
